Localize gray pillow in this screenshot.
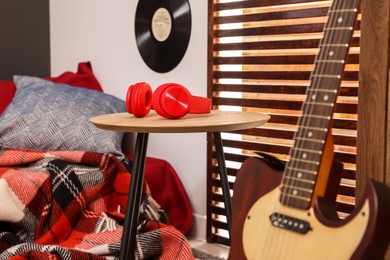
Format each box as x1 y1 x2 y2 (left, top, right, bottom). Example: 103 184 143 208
0 76 126 154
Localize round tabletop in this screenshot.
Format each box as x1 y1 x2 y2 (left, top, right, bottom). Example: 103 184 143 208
90 110 270 133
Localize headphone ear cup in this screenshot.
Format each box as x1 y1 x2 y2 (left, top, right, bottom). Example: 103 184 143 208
126 82 153 117
152 83 191 119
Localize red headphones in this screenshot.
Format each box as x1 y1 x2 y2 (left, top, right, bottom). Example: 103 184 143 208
126 82 212 119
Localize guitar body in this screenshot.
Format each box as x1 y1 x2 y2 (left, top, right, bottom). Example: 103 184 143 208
228 157 390 260
229 157 283 260
227 1 390 258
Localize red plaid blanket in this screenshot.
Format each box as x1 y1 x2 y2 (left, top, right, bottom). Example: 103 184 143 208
0 149 193 259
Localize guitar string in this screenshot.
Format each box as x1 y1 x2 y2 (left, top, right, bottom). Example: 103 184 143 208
291 0 358 212
262 0 323 256
276 0 340 219
259 0 358 258
260 1 341 258
282 0 358 256
279 0 353 213
277 0 350 256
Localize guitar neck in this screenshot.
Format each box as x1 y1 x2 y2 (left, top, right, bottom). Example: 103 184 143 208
280 0 361 210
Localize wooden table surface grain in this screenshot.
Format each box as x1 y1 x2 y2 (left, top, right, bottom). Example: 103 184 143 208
90 110 270 133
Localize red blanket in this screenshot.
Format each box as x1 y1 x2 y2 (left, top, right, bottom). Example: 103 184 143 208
0 149 193 259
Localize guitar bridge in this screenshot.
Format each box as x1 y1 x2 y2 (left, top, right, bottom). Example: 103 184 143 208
269 212 311 234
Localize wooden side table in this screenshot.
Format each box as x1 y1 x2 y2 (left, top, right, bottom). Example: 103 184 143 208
90 110 270 260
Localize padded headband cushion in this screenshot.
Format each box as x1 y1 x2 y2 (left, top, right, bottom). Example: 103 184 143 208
126 82 152 117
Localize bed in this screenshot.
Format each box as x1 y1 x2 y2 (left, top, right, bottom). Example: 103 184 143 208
0 62 193 259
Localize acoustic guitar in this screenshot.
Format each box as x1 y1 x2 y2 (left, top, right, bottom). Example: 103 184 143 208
228 0 390 259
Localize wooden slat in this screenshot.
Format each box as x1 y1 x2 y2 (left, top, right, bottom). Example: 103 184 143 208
213 97 357 114
215 21 361 36
215 23 325 38
220 139 356 163
342 168 356 180
214 7 330 24
211 205 228 216
211 161 356 181
214 83 310 93
229 128 356 147
212 193 231 205
266 115 357 130
213 82 358 96
210 233 230 245
338 185 355 197
214 0 326 11
210 218 229 232
214 39 322 51
214 37 360 51
213 53 360 65
213 71 358 81
213 36 359 51
212 178 234 190
336 202 355 213
222 152 253 164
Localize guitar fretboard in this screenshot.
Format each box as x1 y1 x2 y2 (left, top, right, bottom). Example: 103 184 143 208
280 0 360 209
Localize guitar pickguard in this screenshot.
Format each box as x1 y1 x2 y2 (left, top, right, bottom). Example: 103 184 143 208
243 187 370 260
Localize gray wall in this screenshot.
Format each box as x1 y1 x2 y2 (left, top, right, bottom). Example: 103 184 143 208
0 0 50 80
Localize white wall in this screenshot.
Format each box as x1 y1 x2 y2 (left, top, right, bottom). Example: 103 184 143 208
50 0 208 239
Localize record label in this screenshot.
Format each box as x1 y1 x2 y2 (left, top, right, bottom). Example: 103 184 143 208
135 0 191 73
151 8 172 42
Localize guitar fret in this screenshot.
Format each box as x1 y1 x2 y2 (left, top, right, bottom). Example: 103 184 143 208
279 196 310 209
319 43 349 47
301 114 331 120
307 89 338 94
290 150 323 163
329 8 358 14
290 158 320 165
299 125 328 132
291 147 322 155
315 59 345 64
280 193 311 202
283 176 315 185
311 74 341 79
281 186 313 202
285 166 316 175
295 137 325 144
324 27 354 31
304 101 334 107
282 185 313 193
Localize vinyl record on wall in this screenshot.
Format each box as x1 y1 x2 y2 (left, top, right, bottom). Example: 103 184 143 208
135 0 191 73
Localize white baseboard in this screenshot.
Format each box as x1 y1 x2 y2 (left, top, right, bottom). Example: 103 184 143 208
187 213 207 241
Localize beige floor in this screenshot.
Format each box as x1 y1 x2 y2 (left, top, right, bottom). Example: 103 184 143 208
189 239 229 259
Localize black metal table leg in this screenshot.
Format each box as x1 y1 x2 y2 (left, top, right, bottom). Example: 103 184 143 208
119 132 149 260
213 132 232 238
